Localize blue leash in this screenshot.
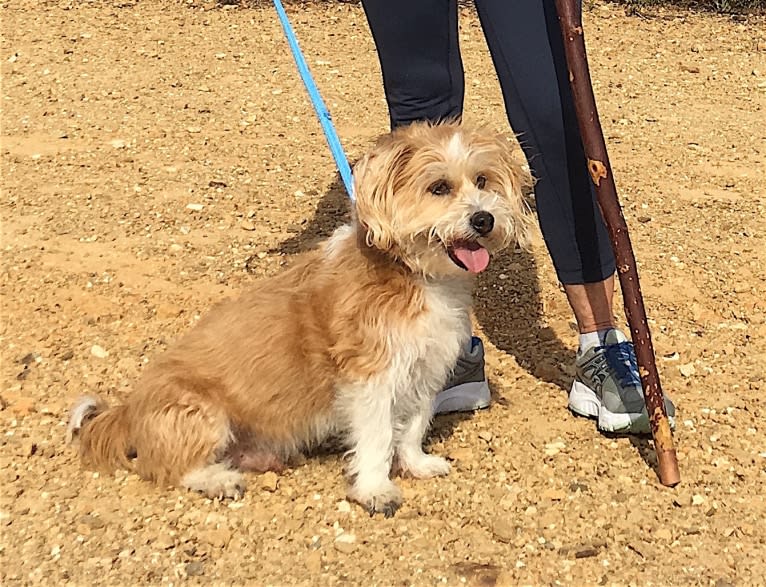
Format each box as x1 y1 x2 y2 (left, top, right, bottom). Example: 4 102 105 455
271 0 355 200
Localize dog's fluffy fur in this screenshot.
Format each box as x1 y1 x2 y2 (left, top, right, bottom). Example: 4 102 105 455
67 121 533 516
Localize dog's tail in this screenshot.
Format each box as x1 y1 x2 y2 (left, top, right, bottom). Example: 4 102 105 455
67 395 133 472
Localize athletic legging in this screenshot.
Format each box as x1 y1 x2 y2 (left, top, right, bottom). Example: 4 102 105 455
360 0 615 285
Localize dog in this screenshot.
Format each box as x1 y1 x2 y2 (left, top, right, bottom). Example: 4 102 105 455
66 121 533 517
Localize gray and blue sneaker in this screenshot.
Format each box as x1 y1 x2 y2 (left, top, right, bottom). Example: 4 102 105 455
432 336 491 415
568 329 675 434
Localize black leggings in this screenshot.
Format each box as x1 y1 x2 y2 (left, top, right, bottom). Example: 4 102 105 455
360 0 615 285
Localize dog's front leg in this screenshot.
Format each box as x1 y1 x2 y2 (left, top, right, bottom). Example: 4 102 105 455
394 394 451 479
342 384 401 518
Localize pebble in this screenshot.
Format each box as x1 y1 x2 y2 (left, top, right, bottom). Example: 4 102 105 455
305 550 322 573
679 363 696 377
478 430 493 442
333 533 357 554
90 345 109 358
260 471 279 492
491 518 515 543
336 500 352 513
200 528 231 549
186 203 204 211
185 561 204 576
109 139 126 149
186 126 202 134
448 447 474 462
574 546 600 559
79 514 105 530
542 488 566 501
692 494 706 506
240 220 256 231
154 534 175 550
654 528 672 541
169 243 183 253
544 440 566 456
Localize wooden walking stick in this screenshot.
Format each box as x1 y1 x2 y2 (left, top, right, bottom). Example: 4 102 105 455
554 0 681 486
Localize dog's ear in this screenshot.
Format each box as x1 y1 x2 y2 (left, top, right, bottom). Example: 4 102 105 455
491 138 536 251
352 136 413 252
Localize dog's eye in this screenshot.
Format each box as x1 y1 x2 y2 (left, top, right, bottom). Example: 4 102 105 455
475 175 487 190
429 180 451 196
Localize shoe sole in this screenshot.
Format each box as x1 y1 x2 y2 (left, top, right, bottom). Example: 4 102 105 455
568 380 675 434
432 380 491 416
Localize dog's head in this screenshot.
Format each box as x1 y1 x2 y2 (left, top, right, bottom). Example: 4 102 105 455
352 121 534 277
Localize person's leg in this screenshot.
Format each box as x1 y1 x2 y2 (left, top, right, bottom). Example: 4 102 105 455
474 0 615 297
361 0 464 128
474 0 674 433
361 0 490 415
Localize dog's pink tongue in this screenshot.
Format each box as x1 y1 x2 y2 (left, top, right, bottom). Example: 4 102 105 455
454 244 490 274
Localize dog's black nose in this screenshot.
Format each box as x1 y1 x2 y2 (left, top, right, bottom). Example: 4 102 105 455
470 211 494 236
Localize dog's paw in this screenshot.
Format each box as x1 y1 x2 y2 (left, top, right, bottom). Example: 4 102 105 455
181 464 247 500
347 480 403 518
398 453 451 479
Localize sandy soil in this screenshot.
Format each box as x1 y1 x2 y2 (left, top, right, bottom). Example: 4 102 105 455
1 0 765 585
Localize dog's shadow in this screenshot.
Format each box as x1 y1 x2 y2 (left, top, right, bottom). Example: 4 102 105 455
271 174 575 441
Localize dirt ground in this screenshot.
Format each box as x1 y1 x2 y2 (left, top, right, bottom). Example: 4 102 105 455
1 0 765 585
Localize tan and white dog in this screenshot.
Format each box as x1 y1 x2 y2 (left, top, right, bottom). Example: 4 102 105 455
67 121 533 517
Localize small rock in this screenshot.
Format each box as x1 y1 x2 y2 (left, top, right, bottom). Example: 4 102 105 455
491 518 515 543
110 139 126 149
90 345 109 359
19 353 39 365
477 430 493 442
214 52 226 59
240 220 256 231
169 243 183 253
154 534 175 550
260 471 279 492
6 396 36 416
186 203 204 212
186 126 202 134
574 546 600 559
333 533 357 554
156 303 182 319
185 561 204 577
680 64 700 74
60 350 75 361
542 488 566 501
79 514 105 530
543 440 566 456
692 494 705 506
305 550 322 573
201 528 231 549
679 363 696 377
447 447 473 462
337 500 352 513
654 528 672 541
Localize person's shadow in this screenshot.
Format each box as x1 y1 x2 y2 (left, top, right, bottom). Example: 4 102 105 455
271 172 576 440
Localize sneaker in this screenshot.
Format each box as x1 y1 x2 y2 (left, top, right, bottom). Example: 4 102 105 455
432 336 491 415
568 329 676 434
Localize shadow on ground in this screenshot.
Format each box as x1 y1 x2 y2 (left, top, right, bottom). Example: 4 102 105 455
272 173 665 478
272 173 574 391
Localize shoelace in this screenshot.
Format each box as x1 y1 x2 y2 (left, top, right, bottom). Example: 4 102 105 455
602 341 642 388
